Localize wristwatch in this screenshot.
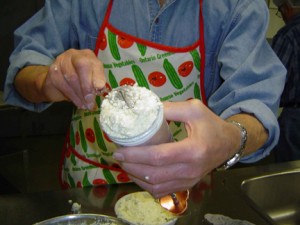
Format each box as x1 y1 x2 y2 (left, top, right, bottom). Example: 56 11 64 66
217 120 248 170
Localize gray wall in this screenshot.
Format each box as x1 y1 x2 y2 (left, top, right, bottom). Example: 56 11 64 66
0 0 45 91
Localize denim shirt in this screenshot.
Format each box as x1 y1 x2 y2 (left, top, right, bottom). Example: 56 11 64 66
4 0 286 163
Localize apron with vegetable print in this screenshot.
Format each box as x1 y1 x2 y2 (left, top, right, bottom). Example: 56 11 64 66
60 0 206 189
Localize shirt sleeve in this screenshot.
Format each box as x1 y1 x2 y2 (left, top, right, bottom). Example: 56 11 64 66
206 0 287 163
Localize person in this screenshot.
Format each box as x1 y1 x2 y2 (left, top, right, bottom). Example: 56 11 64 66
272 0 300 162
4 0 286 198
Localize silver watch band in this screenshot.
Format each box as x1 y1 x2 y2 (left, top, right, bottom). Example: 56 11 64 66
217 120 248 170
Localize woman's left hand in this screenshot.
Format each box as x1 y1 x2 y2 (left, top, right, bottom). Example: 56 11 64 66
113 99 241 198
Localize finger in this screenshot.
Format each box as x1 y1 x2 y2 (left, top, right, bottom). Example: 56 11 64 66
49 64 85 108
72 57 97 110
163 99 204 122
129 175 194 198
62 81 86 109
113 140 199 166
120 161 200 184
120 163 175 184
73 57 94 94
60 67 87 107
57 57 88 109
91 60 106 93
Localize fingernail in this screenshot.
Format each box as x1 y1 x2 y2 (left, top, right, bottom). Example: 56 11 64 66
94 80 106 89
113 152 124 161
87 102 95 111
84 93 95 103
80 104 87 110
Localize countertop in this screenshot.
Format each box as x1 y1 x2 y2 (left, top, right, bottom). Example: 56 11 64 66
2 160 299 225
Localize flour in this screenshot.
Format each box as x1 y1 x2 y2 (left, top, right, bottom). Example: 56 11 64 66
100 85 163 142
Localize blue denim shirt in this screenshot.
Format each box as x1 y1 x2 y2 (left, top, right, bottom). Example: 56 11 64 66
4 0 286 163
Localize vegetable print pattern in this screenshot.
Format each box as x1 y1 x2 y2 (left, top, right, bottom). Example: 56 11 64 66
61 26 203 188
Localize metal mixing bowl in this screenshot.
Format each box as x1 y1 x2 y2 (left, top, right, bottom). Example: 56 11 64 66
33 213 127 225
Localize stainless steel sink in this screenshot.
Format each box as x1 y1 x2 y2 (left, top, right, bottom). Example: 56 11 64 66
241 169 300 225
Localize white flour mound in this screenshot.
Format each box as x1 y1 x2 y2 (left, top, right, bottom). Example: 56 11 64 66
115 191 177 225
100 86 162 139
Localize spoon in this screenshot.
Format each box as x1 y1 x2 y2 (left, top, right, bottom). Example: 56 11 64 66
101 86 135 109
159 190 189 215
117 88 135 108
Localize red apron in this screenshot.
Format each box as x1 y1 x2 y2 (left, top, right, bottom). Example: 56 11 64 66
59 0 206 189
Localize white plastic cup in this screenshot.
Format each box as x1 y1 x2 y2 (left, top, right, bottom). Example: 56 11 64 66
111 107 172 147
100 86 172 147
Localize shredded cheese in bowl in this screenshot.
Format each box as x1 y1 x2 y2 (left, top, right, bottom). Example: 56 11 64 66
115 191 178 225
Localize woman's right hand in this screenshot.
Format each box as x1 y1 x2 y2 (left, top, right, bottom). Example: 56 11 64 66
43 49 106 110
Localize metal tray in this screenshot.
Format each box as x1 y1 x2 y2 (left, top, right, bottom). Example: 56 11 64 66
33 213 127 225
